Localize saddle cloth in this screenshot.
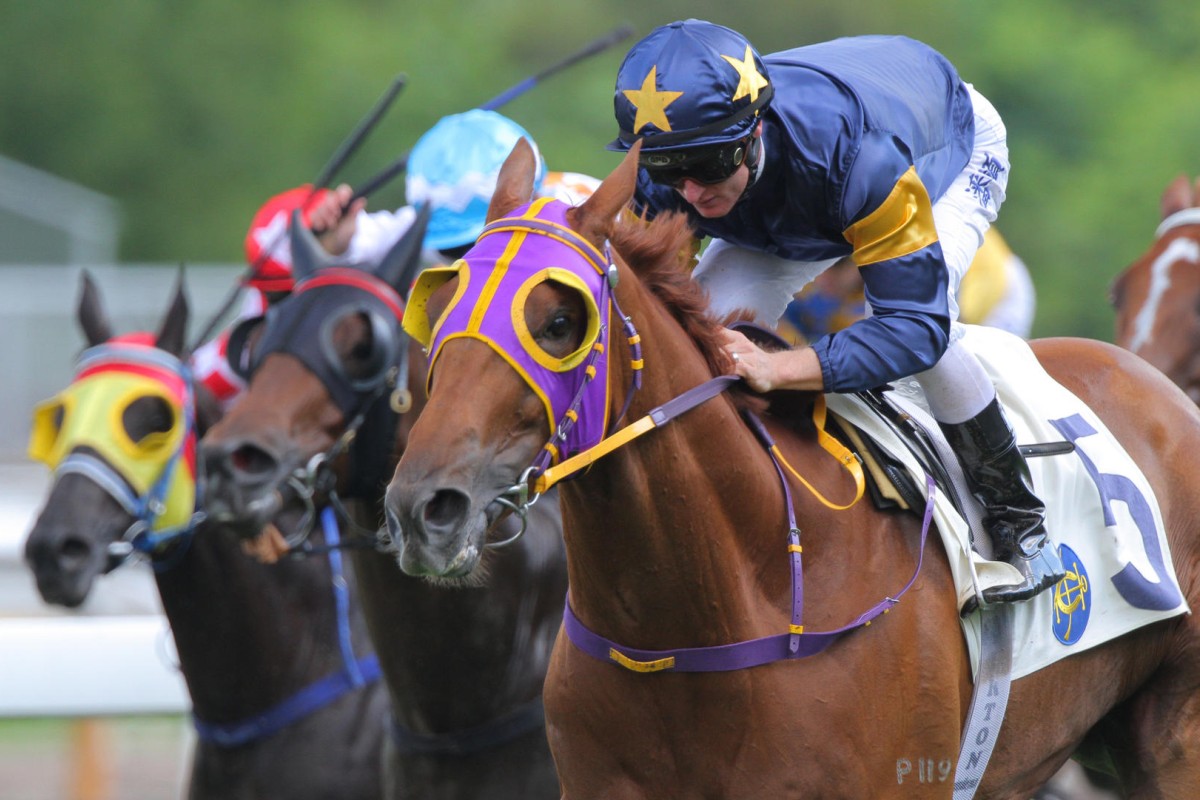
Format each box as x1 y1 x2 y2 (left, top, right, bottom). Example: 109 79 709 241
826 324 1190 680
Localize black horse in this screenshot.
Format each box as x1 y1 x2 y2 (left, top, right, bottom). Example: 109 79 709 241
23 272 388 800
200 209 568 799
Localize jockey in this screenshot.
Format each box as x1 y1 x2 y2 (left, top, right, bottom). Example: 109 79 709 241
192 109 598 409
609 19 1065 603
781 227 1037 343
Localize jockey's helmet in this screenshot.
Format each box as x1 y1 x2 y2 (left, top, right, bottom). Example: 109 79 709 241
243 185 331 294
609 19 773 164
406 109 546 254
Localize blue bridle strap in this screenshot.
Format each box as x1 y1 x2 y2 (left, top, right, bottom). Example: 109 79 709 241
192 654 382 748
191 508 381 747
323 505 368 685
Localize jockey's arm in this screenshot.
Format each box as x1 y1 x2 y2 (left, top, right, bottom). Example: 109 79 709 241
814 148 951 392
726 152 952 393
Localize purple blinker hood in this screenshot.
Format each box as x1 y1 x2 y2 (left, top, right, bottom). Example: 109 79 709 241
407 197 615 465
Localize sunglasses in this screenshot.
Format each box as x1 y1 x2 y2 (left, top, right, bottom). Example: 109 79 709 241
640 137 752 187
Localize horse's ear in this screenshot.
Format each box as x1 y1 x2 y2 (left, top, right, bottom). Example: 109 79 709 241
155 267 190 358
289 209 336 282
376 202 431 298
76 270 114 346
567 140 640 246
486 139 537 224
1161 174 1194 219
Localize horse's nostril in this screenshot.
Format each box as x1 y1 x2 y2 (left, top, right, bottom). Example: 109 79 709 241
423 489 470 531
230 444 278 477
59 537 92 567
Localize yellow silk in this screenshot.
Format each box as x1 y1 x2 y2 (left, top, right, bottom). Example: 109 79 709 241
843 166 939 267
957 227 1013 325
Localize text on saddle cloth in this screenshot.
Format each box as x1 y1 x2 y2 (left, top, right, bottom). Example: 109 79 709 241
825 324 1188 682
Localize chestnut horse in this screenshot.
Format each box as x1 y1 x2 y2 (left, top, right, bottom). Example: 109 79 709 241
1112 174 1200 403
383 140 1200 798
24 273 387 800
199 212 567 799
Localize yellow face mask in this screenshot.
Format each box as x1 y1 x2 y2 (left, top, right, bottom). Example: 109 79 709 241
28 348 197 536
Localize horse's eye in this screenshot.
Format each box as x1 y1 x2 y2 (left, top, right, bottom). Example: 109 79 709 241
543 313 574 342
350 338 374 362
123 395 177 451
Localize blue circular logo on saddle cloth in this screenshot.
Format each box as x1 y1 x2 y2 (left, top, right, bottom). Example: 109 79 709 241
1052 544 1091 645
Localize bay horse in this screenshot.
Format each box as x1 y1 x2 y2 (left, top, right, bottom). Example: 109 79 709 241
199 209 567 799
383 139 1200 798
23 272 387 800
1112 173 1200 403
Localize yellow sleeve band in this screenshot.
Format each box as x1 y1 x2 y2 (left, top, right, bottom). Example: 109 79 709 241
843 166 939 267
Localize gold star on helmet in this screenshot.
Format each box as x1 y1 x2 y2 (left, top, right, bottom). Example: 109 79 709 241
623 66 683 134
721 45 770 103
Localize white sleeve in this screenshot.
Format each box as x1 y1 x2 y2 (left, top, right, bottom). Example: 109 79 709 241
693 239 836 324
342 205 419 266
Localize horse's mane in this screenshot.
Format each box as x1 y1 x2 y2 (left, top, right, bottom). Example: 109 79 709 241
609 210 731 378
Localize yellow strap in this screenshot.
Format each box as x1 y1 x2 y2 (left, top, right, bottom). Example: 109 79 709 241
771 394 865 511
533 414 658 494
608 648 675 673
533 391 863 514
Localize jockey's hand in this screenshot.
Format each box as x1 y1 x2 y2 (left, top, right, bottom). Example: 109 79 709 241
311 184 366 256
719 328 826 393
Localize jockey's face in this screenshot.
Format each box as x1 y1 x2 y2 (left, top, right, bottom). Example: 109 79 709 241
641 124 761 219
675 165 750 218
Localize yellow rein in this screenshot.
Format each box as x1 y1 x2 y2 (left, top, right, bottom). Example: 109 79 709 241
534 388 864 512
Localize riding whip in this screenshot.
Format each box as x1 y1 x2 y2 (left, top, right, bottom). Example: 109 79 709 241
190 74 408 351
349 23 636 203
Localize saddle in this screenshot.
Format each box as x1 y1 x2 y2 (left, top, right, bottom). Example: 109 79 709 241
729 321 1095 616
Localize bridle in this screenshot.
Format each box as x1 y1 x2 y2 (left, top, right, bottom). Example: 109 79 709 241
228 267 416 554
29 342 204 571
405 197 644 546
1154 207 1200 240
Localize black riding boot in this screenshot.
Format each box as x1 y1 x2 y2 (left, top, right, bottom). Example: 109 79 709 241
939 397 1066 603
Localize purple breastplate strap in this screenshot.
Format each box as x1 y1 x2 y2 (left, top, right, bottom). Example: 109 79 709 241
563 408 936 673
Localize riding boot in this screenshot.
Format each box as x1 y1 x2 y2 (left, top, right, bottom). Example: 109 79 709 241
939 397 1066 604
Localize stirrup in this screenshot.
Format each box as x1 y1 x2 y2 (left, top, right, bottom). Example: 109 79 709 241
981 548 1066 604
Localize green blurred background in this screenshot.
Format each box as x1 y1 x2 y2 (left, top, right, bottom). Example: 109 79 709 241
2 0 1196 340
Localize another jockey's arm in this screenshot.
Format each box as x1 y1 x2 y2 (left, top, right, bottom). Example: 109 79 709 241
310 184 365 256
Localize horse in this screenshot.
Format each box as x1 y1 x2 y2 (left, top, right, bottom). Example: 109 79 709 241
198 208 567 799
381 139 1200 798
23 272 388 800
1112 174 1200 403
